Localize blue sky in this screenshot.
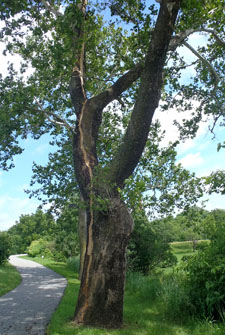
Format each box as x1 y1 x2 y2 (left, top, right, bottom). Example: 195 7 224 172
0 109 224 231
0 16 225 231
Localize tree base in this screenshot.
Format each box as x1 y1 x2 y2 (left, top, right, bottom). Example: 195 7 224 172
74 196 133 329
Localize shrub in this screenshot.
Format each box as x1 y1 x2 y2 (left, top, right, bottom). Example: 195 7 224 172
0 232 11 264
27 238 54 258
179 221 225 321
127 211 177 274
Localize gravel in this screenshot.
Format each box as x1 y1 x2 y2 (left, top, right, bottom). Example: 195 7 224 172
0 255 67 335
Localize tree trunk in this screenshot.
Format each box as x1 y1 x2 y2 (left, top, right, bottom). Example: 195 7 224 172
78 200 87 280
74 193 133 328
69 1 181 328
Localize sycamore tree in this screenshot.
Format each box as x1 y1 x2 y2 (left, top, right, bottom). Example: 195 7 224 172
0 0 224 328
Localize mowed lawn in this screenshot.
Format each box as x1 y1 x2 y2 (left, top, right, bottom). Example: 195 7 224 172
0 261 22 296
170 240 210 262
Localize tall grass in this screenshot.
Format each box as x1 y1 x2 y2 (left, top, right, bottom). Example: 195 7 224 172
66 255 80 273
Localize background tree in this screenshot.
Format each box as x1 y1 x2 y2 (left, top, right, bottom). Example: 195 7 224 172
0 232 11 264
8 209 56 254
0 0 224 328
127 209 177 275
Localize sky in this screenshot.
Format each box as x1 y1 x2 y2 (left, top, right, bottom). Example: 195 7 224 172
0 13 225 231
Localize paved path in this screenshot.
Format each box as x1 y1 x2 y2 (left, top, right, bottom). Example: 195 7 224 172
0 255 67 335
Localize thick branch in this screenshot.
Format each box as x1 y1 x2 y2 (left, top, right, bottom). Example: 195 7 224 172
168 28 198 51
89 63 143 111
183 41 220 89
69 0 87 114
90 26 223 112
169 27 225 51
106 0 181 187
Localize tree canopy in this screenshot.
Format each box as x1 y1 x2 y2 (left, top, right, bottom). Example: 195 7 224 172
0 0 224 329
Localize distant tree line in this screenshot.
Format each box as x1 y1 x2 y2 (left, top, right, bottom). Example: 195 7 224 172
1 206 225 273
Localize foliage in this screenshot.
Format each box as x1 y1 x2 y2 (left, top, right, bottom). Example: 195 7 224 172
0 0 225 327
204 170 225 195
127 210 177 274
7 209 56 253
179 217 225 321
149 206 209 243
54 205 79 260
66 255 80 273
0 0 222 215
0 232 11 264
26 256 225 335
158 271 194 320
27 238 55 258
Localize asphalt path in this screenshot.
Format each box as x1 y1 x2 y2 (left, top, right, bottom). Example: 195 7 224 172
0 255 67 335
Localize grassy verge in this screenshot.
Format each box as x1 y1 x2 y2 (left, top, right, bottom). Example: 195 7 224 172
170 240 210 262
23 255 225 335
0 261 22 297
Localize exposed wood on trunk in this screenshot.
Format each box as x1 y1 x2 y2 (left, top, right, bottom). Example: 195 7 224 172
70 0 181 329
78 197 87 280
74 193 133 328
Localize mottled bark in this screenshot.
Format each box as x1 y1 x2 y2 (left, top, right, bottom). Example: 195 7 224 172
74 193 133 328
70 0 181 328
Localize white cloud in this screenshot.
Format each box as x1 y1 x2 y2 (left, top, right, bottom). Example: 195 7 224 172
0 195 39 231
177 152 204 168
177 139 195 154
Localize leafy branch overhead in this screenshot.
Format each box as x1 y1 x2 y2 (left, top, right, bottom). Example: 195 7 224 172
0 1 224 170
0 0 224 329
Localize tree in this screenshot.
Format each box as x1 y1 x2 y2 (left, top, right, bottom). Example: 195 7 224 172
8 209 56 253
127 210 177 275
0 232 11 264
180 214 225 321
0 0 224 328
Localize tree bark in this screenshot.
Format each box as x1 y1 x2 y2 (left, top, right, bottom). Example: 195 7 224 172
74 192 133 328
70 0 181 328
78 198 87 280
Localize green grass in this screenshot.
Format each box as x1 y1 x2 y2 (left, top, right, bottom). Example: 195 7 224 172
23 255 225 335
0 261 22 297
170 240 194 262
170 240 210 263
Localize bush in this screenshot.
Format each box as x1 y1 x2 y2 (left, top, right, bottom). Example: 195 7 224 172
27 238 54 258
0 232 11 264
127 211 177 274
179 221 225 321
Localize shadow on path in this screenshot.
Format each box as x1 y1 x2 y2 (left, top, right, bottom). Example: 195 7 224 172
0 255 67 335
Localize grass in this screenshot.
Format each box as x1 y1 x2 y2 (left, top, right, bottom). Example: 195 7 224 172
22 255 225 335
170 240 210 263
0 261 22 297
